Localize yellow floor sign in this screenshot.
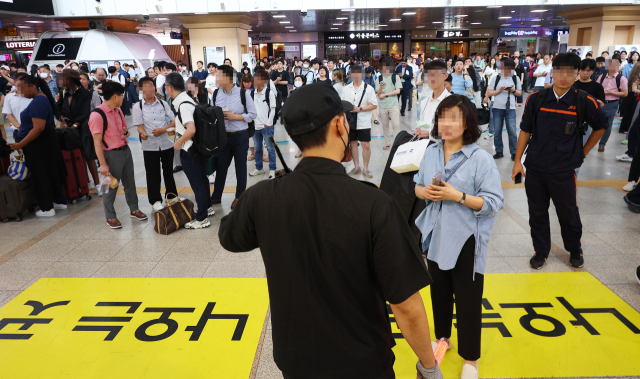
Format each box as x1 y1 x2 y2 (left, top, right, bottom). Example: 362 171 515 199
0 278 269 379
1 274 639 378
392 273 640 378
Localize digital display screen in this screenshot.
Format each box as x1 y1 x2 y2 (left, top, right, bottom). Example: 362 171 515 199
0 0 54 15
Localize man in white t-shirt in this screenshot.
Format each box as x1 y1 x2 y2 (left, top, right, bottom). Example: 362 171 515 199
532 54 552 91
340 65 378 178
2 73 32 137
415 60 450 144
205 62 218 99
107 66 126 85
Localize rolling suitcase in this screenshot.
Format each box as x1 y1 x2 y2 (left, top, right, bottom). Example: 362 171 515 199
0 155 9 176
61 148 92 204
0 175 35 222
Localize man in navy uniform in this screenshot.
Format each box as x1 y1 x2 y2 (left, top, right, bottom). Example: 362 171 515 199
512 53 606 270
395 57 414 117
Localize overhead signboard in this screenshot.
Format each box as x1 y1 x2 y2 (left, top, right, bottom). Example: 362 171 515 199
392 273 640 378
0 27 17 37
499 28 554 38
324 30 405 42
0 278 270 379
0 41 36 49
33 38 83 61
436 30 470 38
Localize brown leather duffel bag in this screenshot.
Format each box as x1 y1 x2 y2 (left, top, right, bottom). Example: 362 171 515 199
154 193 197 235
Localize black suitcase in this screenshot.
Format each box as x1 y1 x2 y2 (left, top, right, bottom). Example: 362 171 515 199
0 175 35 221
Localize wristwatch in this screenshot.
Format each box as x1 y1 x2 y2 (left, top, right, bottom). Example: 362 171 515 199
385 94 388 98
459 193 466 204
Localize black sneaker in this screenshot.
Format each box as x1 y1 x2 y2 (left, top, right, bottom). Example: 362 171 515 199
173 165 183 173
400 112 406 117
635 266 640 285
529 253 547 269
624 195 640 213
569 249 584 268
511 154 516 161
493 152 504 159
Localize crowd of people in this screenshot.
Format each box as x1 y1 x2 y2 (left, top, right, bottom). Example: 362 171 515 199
0 47 639 379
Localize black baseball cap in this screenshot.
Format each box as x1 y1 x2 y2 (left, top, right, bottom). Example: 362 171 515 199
282 84 354 137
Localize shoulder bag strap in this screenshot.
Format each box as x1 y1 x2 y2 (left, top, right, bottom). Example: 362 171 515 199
445 147 480 182
357 83 368 108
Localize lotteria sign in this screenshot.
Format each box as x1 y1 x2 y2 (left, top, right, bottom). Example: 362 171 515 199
499 28 553 38
1 41 36 49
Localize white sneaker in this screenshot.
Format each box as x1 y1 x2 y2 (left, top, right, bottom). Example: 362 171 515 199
152 202 163 212
616 154 633 162
461 363 479 379
268 170 276 179
184 218 211 229
53 203 67 210
208 174 215 184
88 182 95 190
623 181 637 192
249 169 265 176
207 207 215 217
36 209 55 217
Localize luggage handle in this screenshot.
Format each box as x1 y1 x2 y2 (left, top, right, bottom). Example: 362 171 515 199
164 192 193 223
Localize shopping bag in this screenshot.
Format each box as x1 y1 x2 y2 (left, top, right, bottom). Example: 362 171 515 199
7 153 29 180
390 137 430 174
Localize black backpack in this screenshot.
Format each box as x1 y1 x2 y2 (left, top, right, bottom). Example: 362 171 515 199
341 64 351 84
598 73 622 92
493 74 519 90
81 108 124 161
250 87 280 125
531 87 588 154
212 88 255 138
378 73 397 86
176 99 227 158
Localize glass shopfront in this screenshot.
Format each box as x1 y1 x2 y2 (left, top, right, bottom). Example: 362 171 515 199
411 29 493 59
496 28 560 56
323 30 406 63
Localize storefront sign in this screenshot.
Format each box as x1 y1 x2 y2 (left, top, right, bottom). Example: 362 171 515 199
1 41 36 49
284 45 299 52
436 30 470 38
170 32 183 40
499 28 553 38
249 32 318 43
324 30 405 42
553 29 570 40
33 38 83 61
0 27 17 37
0 278 270 379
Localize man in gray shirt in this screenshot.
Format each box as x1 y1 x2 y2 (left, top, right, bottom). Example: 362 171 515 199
485 59 521 161
210 64 257 210
132 77 178 212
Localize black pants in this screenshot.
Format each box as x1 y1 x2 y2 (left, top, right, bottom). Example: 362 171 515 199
180 150 210 221
400 85 411 113
428 235 483 361
273 92 288 124
143 148 178 205
211 130 249 200
525 168 582 256
628 116 640 182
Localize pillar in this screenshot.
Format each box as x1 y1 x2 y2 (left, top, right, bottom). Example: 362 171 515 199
182 14 256 71
560 6 640 54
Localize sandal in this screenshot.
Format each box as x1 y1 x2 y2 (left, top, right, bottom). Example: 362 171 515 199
247 155 255 161
373 120 380 125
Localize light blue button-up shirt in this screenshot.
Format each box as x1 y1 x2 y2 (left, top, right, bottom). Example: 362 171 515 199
413 142 504 277
212 86 257 133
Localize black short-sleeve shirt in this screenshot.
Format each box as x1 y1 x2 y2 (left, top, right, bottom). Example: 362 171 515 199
270 70 289 95
0 77 8 95
520 86 606 172
573 80 606 103
219 157 432 379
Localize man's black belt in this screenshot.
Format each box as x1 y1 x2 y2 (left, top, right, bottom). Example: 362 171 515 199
227 129 248 136
604 100 619 104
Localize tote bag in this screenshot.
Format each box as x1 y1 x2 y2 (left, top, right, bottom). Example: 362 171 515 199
8 153 29 180
390 137 430 174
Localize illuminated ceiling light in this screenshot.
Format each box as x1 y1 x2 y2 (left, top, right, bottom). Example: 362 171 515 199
195 12 208 14
273 15 286 18
341 9 355 11
531 9 548 12
157 18 169 20
501 24 511 26
531 25 541 27
285 26 294 28
402 12 416 15
331 28 338 29
486 6 502 8
498 16 511 19
471 22 481 24
455 15 468 17
350 21 354 24
16 26 31 28
336 17 348 19
416 26 425 28
289 30 297 32
25 20 44 23
389 18 401 21
531 18 542 21
333 23 343 25
432 21 443 24
279 21 290 23
378 24 387 27
511 10 515 13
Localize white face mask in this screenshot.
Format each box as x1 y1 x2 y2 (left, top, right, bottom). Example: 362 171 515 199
303 64 309 69
90 75 96 81
72 66 79 70
294 81 303 88
39 72 49 79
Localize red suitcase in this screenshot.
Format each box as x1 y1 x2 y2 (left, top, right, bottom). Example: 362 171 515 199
0 155 10 176
61 148 91 204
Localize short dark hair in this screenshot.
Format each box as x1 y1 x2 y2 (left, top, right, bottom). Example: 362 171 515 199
56 64 64 68
580 59 596 71
40 64 51 71
290 119 334 152
595 56 605 63
303 58 311 63
254 69 269 81
165 72 185 92
502 59 515 68
444 74 453 84
207 62 218 69
427 60 447 72
138 76 155 89
165 63 177 71
218 64 235 80
585 52 593 58
431 95 481 144
552 53 581 69
224 58 232 65
114 60 121 65
243 61 248 66
102 81 125 100
108 66 117 74
197 60 203 65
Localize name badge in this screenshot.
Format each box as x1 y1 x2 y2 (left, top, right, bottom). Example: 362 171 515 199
405 70 410 75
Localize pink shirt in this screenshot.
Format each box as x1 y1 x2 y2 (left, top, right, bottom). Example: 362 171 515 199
88 102 128 151
599 73 628 101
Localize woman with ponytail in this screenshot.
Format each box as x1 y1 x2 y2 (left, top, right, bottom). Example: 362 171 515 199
7 74 68 217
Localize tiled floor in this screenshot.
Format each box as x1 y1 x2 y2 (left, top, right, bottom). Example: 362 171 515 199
1 93 640 379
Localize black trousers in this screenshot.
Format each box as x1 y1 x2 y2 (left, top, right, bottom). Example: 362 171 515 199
400 85 411 113
525 168 582 256
143 148 178 205
180 150 211 221
628 117 640 182
273 92 288 124
428 235 483 361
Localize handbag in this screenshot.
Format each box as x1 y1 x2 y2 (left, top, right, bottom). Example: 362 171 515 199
476 103 490 126
153 193 197 235
390 136 431 174
8 153 29 180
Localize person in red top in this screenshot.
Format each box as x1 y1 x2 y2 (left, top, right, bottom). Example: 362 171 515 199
89 81 147 229
596 57 628 152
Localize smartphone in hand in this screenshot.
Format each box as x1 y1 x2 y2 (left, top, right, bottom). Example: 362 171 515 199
432 172 443 186
514 173 522 184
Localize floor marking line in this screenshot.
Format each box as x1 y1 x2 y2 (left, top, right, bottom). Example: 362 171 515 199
249 307 271 379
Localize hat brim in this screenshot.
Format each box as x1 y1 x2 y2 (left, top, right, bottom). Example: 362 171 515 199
341 100 354 112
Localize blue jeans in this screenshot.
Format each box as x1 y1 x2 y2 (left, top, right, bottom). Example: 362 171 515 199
599 100 618 147
492 108 517 155
488 100 494 134
254 127 276 171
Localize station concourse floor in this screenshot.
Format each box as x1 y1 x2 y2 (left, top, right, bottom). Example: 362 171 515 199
1 92 639 379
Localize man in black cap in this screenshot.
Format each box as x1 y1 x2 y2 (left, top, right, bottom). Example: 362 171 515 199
219 84 442 379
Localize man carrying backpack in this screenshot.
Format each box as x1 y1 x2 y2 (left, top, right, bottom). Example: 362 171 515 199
165 73 216 229
376 58 402 150
210 65 257 210
512 53 606 270
249 70 277 179
595 57 628 152
485 59 522 161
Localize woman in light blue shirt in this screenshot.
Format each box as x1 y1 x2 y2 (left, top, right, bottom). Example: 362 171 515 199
413 94 504 379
